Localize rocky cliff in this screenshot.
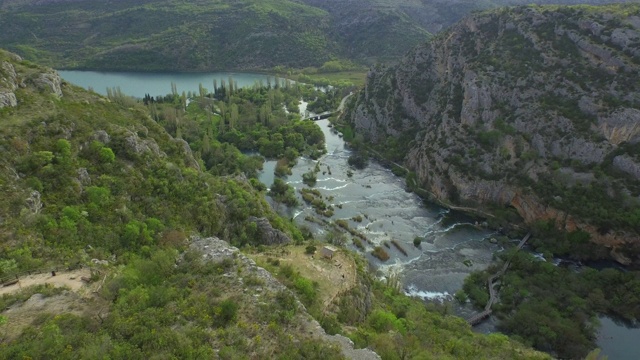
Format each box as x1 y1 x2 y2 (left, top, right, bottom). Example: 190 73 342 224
345 4 640 264
189 236 380 360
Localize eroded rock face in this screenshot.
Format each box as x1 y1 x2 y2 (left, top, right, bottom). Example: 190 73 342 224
124 130 165 157
32 71 63 98
345 5 640 263
189 236 380 360
248 216 291 245
1 51 63 107
0 60 18 108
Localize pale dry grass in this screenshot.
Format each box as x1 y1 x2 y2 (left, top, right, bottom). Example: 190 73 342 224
249 245 357 309
1 268 109 341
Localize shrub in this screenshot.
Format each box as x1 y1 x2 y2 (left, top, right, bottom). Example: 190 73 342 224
302 171 317 186
371 246 390 261
413 237 422 247
305 244 316 255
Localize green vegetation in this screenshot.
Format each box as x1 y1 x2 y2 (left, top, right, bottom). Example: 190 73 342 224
413 237 422 247
333 255 550 360
269 178 298 207
462 248 640 359
147 77 329 166
0 247 344 359
302 171 317 187
0 50 345 357
300 188 334 217
371 246 390 261
348 152 369 169
0 0 431 72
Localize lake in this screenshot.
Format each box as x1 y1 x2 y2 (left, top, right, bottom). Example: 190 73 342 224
59 70 277 97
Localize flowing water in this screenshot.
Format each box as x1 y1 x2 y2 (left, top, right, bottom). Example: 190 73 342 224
60 71 636 356
259 119 500 305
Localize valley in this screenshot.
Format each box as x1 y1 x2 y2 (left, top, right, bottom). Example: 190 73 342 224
1 1 640 359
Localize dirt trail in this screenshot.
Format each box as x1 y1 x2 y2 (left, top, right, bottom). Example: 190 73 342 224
1 268 108 341
0 268 92 296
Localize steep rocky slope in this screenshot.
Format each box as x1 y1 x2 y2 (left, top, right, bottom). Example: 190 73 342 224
345 4 640 264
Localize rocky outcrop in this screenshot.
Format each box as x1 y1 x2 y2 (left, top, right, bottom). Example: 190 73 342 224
32 71 63 98
345 4 640 263
0 60 19 108
1 49 63 107
189 236 380 360
248 216 291 245
123 130 165 157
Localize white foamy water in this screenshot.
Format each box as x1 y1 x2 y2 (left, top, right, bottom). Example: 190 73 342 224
405 284 452 302
259 119 499 314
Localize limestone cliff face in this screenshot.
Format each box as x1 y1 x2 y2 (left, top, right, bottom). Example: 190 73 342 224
0 54 21 108
345 5 640 263
0 50 63 108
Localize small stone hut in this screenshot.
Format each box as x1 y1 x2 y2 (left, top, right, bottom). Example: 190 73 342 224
321 245 337 259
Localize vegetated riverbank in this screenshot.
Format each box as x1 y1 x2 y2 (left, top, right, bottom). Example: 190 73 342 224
0 56 555 359
461 245 640 359
329 115 640 359
260 117 507 310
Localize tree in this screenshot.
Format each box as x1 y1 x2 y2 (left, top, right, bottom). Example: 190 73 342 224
229 103 239 130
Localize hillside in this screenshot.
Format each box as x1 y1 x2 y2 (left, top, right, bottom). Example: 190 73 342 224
0 48 356 358
0 0 429 71
0 49 555 359
1 0 635 72
343 4 640 265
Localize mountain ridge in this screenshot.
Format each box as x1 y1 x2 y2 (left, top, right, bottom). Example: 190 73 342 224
1 0 637 71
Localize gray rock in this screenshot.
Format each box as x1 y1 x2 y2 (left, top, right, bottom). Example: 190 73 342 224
93 130 111 144
613 155 640 180
342 6 640 258
0 92 17 108
248 216 291 245
77 168 91 186
33 71 63 98
124 131 164 157
0 61 18 108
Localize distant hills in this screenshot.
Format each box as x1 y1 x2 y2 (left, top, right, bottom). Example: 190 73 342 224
1 0 636 71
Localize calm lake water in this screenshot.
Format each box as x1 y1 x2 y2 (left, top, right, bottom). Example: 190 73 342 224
597 316 640 359
60 70 636 358
59 70 275 97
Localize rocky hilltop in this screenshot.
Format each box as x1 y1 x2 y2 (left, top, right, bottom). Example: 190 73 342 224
345 4 640 264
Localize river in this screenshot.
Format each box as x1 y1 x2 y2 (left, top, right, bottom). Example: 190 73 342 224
60 70 637 359
259 118 500 305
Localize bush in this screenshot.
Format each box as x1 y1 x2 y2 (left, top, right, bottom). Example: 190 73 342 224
294 277 317 305
371 246 390 261
348 152 369 169
413 237 422 247
302 171 317 186
305 244 316 255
